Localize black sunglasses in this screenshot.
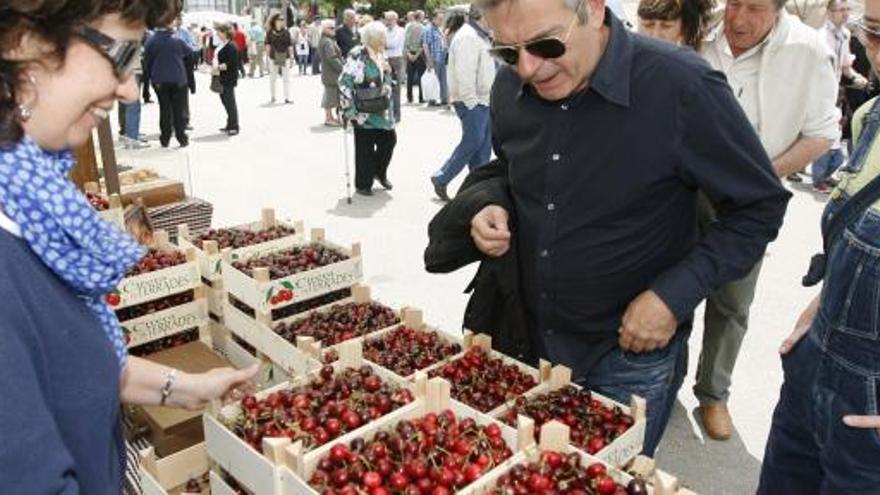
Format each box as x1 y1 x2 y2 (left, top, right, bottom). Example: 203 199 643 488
488 0 583 65
850 19 880 47
75 25 143 79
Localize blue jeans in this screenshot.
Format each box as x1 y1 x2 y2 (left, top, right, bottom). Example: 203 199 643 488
812 148 845 186
576 329 690 456
759 194 880 494
122 101 141 140
432 103 492 187
433 59 448 104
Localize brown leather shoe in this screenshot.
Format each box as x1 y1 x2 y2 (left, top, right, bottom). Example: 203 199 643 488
700 402 733 441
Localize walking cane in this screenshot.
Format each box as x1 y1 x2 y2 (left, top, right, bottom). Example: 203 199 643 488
342 120 353 204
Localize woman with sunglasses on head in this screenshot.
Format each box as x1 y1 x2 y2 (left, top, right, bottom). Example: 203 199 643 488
758 3 880 492
636 0 717 50
0 2 258 492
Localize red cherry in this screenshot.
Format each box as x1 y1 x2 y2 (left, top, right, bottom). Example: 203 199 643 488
362 471 382 489
586 462 607 479
596 475 617 495
105 293 121 306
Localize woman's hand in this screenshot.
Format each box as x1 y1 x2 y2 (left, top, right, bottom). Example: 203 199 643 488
779 295 820 355
174 365 260 411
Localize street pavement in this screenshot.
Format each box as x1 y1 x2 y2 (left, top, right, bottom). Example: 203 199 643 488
119 67 829 494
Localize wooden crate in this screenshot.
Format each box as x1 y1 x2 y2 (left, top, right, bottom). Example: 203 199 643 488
280 375 528 494
463 420 694 495
220 228 362 318
177 208 305 286
491 364 647 468
84 182 125 227
209 470 250 495
425 333 551 417
139 443 208 495
223 284 397 377
209 320 291 389
354 315 469 381
108 231 201 311
203 341 419 495
122 295 209 349
207 285 225 320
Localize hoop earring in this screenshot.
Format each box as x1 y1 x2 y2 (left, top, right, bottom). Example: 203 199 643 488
16 74 38 122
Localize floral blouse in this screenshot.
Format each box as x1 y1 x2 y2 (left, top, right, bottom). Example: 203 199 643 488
338 46 395 131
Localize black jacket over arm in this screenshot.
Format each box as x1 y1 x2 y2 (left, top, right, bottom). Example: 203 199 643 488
424 160 537 364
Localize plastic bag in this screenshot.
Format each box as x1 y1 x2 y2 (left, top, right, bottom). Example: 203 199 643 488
421 69 441 103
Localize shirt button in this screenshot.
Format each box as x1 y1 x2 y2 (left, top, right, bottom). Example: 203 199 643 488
546 328 554 335
541 292 548 299
547 203 556 212
540 249 549 258
561 104 569 110
551 154 561 161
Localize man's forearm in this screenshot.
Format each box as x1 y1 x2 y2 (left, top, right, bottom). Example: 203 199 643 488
773 136 833 177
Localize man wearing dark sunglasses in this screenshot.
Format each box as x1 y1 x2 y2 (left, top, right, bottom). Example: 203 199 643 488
462 0 790 455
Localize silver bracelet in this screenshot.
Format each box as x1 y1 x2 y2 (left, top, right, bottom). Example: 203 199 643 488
160 369 177 406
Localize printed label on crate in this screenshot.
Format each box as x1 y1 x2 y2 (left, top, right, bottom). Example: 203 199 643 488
111 262 200 308
262 258 363 310
595 419 646 468
123 300 208 347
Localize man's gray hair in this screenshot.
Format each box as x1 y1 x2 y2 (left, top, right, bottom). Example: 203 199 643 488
343 9 357 20
321 18 336 30
360 20 388 48
473 0 587 22
385 10 399 21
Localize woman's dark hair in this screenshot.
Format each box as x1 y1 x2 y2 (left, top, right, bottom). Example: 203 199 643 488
445 11 466 37
268 13 283 30
637 0 717 51
0 0 180 146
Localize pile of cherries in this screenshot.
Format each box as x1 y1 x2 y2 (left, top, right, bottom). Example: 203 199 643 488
115 291 194 321
363 326 462 377
500 386 634 455
229 365 414 452
129 327 199 355
429 347 538 413
232 244 349 280
490 450 648 495
273 302 399 347
193 225 297 250
86 192 110 211
126 249 187 276
309 409 514 494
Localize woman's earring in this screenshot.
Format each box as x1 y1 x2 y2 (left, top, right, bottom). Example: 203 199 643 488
16 74 38 122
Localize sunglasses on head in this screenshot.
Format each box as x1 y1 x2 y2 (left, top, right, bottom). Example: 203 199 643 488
488 0 584 65
74 25 143 80
850 19 880 47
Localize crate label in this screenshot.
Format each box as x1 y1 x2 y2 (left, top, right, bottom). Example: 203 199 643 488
596 419 646 467
263 258 363 310
124 300 207 347
114 262 200 308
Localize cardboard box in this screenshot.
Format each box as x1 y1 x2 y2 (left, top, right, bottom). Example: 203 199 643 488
140 341 232 457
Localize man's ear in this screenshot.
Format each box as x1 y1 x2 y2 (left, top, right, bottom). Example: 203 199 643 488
585 0 607 28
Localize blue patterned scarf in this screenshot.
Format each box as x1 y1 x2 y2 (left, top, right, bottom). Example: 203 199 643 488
0 137 145 369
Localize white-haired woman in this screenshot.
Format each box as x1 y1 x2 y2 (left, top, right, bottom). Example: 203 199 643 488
339 21 397 196
319 19 343 126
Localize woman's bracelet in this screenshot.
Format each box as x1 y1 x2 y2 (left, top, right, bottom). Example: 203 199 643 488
160 369 178 406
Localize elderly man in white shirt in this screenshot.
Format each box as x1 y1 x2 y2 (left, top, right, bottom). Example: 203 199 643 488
385 11 407 122
429 6 496 202
695 0 841 441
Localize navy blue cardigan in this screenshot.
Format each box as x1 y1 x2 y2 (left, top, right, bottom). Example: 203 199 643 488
0 228 123 493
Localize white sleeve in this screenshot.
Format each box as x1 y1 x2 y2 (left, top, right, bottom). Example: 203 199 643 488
451 36 481 109
802 41 842 141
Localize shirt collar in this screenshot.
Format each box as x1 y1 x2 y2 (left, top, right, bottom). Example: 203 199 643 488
516 9 631 108
0 206 21 237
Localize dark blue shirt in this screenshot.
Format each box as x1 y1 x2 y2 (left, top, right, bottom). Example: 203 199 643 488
144 29 190 85
490 11 790 378
0 229 123 493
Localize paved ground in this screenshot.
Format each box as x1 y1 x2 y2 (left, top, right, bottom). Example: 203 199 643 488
118 68 829 494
